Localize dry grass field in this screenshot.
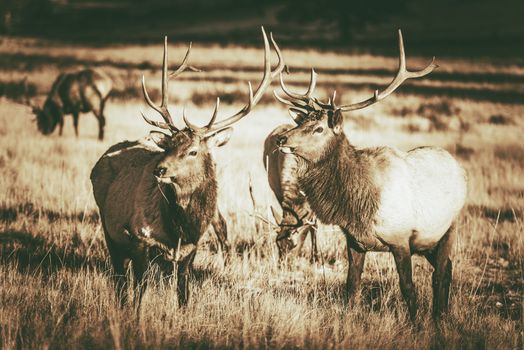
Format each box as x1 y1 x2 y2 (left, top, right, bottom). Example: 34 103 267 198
0 37 523 349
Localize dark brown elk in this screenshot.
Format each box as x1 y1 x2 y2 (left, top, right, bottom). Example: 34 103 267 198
27 68 112 140
274 30 467 320
263 124 319 262
90 28 285 306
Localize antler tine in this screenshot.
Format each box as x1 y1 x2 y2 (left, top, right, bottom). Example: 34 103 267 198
193 26 284 135
311 96 333 109
278 68 317 102
339 29 437 112
169 42 202 79
182 106 200 132
140 110 172 130
331 90 337 108
273 90 310 110
206 97 220 128
269 32 286 79
183 98 221 134
141 36 178 132
160 36 169 113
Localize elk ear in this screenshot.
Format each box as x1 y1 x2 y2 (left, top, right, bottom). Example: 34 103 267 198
148 131 172 150
206 127 233 148
329 109 344 135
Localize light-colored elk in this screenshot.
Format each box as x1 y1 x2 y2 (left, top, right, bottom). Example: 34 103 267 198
26 68 112 140
90 28 285 306
263 125 319 262
274 30 467 320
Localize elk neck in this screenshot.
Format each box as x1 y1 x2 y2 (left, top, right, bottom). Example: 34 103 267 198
299 133 380 239
36 99 62 132
154 157 218 244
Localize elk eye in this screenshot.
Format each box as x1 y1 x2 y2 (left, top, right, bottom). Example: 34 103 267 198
314 126 324 134
188 150 197 157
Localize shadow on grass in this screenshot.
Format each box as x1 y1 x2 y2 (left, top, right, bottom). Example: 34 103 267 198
466 204 522 223
0 230 106 274
0 202 100 225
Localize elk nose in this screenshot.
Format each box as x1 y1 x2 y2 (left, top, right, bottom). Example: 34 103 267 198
153 166 167 177
276 135 287 146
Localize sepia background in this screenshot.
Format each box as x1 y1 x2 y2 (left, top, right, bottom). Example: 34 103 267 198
0 0 522 348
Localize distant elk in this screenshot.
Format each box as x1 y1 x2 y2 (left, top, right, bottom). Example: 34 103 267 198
274 30 467 320
264 125 319 262
91 28 285 306
26 68 112 140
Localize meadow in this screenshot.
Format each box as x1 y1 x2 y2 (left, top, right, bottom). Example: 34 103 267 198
0 37 522 349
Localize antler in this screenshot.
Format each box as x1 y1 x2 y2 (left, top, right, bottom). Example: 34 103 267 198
339 29 437 111
141 37 201 133
274 29 437 115
275 68 335 116
183 26 286 136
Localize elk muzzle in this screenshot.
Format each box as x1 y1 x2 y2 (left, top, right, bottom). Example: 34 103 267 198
276 134 295 154
153 166 177 184
153 166 167 177
275 228 298 259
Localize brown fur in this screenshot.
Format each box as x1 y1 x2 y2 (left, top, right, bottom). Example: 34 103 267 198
91 130 227 306
299 134 381 248
276 107 465 320
264 124 318 261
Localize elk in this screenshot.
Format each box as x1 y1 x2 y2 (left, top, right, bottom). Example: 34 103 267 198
27 68 112 140
273 30 467 320
90 28 285 306
263 125 319 262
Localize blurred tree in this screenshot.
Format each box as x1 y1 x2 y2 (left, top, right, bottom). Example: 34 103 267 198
279 0 409 42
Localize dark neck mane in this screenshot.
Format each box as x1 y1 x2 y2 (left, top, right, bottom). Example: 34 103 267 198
143 156 217 245
161 175 217 244
299 134 379 237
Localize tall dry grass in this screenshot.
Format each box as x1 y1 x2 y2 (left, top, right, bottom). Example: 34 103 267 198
1 95 522 348
0 38 523 348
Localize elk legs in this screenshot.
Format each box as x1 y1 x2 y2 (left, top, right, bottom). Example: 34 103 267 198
343 230 366 307
58 116 64 136
211 210 230 263
131 247 150 308
391 244 418 321
308 224 319 263
176 249 197 306
104 232 131 307
72 112 79 137
97 97 108 141
424 227 454 319
93 111 105 140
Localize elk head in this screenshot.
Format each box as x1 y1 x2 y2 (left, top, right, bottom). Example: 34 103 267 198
33 102 60 135
274 30 438 163
271 206 317 260
22 79 58 134
141 27 285 196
